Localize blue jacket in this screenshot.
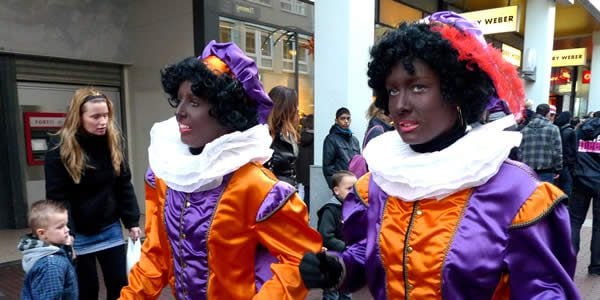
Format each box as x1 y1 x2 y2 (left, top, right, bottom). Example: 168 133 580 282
18 235 78 300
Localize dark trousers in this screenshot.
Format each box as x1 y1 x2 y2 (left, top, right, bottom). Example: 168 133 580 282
569 180 600 274
76 244 127 300
536 171 554 184
556 166 573 197
304 184 311 212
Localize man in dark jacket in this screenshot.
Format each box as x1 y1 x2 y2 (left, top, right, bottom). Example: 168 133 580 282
322 107 360 188
554 111 577 196
519 104 563 183
570 116 600 276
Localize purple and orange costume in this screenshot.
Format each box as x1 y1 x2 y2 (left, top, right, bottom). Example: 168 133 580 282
121 163 321 299
338 160 580 299
121 41 321 299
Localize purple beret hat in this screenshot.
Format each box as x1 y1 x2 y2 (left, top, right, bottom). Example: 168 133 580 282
199 40 273 124
424 11 487 46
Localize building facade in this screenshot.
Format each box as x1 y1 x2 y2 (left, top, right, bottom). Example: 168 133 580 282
1 0 599 228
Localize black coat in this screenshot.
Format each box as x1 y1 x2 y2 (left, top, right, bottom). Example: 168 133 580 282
45 134 139 235
559 124 578 170
317 197 345 252
266 133 297 186
322 125 360 188
573 118 600 190
296 128 314 186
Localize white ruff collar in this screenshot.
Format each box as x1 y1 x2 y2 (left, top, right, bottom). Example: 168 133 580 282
363 115 522 202
148 117 273 192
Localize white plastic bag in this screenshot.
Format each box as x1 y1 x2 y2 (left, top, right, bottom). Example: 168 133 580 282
126 237 141 274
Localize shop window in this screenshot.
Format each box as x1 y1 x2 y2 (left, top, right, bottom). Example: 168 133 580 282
220 19 273 70
219 20 240 44
281 0 306 16
245 26 274 70
245 31 257 54
259 31 273 69
282 36 309 74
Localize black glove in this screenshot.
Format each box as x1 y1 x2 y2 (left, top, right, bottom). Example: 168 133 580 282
299 252 343 289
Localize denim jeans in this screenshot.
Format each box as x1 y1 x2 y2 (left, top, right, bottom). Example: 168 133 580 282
322 289 351 300
536 171 554 184
569 179 600 274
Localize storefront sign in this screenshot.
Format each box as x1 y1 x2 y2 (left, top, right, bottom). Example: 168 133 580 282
551 48 587 67
29 116 65 128
583 70 591 84
501 43 521 66
461 6 519 35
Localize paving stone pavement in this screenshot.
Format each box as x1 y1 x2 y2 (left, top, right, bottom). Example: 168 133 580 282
1 221 598 299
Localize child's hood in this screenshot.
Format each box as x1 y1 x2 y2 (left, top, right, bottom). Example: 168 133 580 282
17 234 60 273
317 196 343 217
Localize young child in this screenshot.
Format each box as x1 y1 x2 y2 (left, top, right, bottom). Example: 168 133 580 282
18 200 77 300
317 170 356 300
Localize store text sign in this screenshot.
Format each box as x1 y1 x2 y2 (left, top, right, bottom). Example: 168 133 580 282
461 6 519 35
552 48 586 67
29 116 65 128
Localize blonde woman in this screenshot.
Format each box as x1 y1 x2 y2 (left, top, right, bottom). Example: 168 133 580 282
44 87 140 300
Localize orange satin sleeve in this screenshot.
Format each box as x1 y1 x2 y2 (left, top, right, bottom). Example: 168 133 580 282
253 193 323 300
354 173 370 205
120 178 175 299
511 182 566 227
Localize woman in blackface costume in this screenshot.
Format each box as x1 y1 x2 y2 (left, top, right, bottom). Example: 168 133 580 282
120 41 322 299
299 12 580 299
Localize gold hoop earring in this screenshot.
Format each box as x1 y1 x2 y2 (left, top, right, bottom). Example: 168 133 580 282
457 106 466 128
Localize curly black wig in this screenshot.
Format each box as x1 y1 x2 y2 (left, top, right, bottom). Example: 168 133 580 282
367 23 496 124
160 57 258 132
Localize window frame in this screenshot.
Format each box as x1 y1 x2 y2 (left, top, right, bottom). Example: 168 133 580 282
280 0 307 16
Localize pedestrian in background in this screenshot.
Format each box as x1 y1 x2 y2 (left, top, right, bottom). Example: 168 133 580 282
317 171 356 300
322 107 360 188
266 85 300 186
297 114 314 209
19 200 77 300
519 103 563 183
45 87 140 300
554 111 577 196
569 114 600 276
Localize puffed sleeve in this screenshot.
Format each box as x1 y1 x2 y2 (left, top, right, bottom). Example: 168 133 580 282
120 169 174 299
253 182 322 300
502 184 580 299
337 189 368 293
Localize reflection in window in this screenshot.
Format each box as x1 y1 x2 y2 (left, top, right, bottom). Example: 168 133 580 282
260 31 273 69
245 30 256 54
282 36 309 74
219 21 233 43
281 0 306 16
